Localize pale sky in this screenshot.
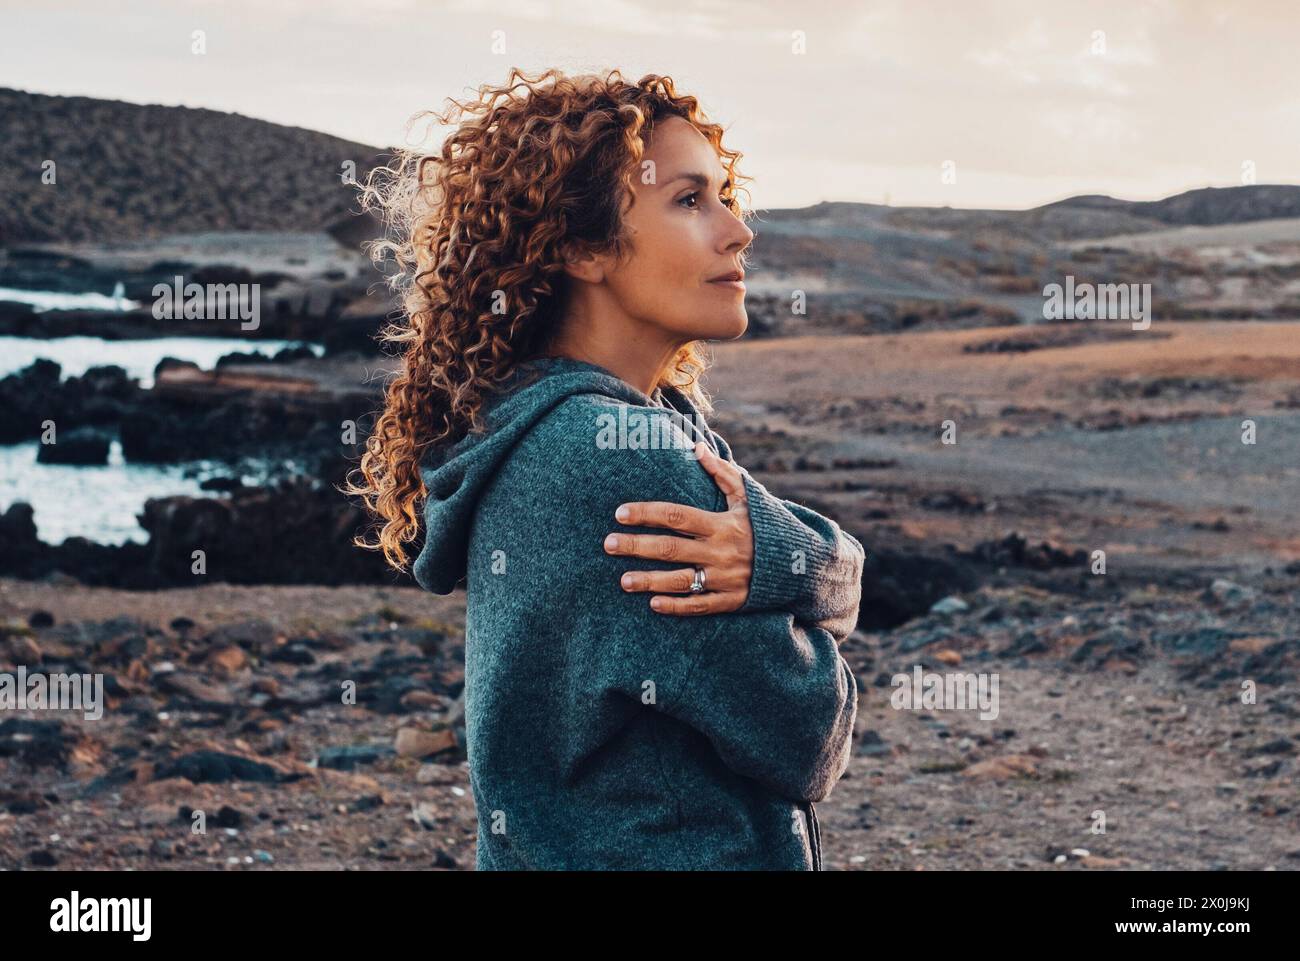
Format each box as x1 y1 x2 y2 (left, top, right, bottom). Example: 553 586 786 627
3 0 1297 210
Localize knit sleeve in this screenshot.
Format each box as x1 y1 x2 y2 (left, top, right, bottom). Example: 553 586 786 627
490 397 858 803
734 469 866 644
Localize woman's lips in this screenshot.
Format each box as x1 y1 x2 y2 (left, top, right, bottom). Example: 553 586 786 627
707 279 746 290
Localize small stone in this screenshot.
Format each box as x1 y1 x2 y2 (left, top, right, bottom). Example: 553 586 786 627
206 645 249 678
7 634 42 665
410 801 440 830
1205 578 1255 608
432 848 459 869
856 730 891 757
400 690 440 710
213 805 243 828
930 596 969 616
251 677 280 695
317 743 396 771
154 751 283 784
1081 855 1130 869
1248 738 1295 756
29 849 58 866
395 727 456 759
153 672 236 712
961 754 1039 781
1244 758 1283 778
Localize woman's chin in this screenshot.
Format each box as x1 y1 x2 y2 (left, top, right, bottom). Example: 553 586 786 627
721 308 749 339
694 308 748 341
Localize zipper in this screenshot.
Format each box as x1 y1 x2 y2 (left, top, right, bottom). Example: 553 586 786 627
804 800 822 871
653 386 721 457
660 382 821 870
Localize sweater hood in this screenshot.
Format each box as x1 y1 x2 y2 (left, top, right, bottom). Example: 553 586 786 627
411 356 709 594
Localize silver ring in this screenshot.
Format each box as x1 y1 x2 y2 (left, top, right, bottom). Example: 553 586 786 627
689 567 707 594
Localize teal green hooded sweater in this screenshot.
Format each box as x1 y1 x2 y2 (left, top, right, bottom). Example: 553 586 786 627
413 356 864 870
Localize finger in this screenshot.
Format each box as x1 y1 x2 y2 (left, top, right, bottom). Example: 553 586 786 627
693 442 748 506
619 567 699 595
649 591 746 615
604 532 713 565
614 499 716 536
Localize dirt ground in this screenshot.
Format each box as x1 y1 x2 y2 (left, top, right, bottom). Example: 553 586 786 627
2 319 1298 870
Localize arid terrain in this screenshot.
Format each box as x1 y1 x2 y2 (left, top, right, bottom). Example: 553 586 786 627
2 89 1297 872
4 322 1297 871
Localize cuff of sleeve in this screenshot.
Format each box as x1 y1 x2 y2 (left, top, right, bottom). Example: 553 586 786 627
738 470 837 613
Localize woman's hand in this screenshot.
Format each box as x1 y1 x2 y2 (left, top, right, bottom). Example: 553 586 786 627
604 441 754 614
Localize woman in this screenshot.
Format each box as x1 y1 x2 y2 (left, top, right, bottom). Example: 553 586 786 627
343 67 865 870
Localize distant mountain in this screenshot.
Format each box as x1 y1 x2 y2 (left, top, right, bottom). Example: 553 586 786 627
1042 184 1300 227
739 183 1300 331
771 185 1300 240
0 87 391 247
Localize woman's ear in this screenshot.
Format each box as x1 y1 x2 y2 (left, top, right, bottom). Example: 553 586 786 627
558 240 607 285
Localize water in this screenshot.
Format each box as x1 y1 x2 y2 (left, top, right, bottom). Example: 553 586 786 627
0 292 328 541
0 335 326 387
0 439 309 545
0 282 139 312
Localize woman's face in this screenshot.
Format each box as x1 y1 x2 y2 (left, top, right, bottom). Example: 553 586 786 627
600 116 754 343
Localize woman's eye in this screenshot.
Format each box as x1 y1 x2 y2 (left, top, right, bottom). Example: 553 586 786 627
679 191 730 209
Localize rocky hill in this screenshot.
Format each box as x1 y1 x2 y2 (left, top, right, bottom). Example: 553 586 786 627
0 87 390 246
1045 184 1300 228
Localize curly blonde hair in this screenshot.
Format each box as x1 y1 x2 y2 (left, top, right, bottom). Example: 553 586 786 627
340 66 754 575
